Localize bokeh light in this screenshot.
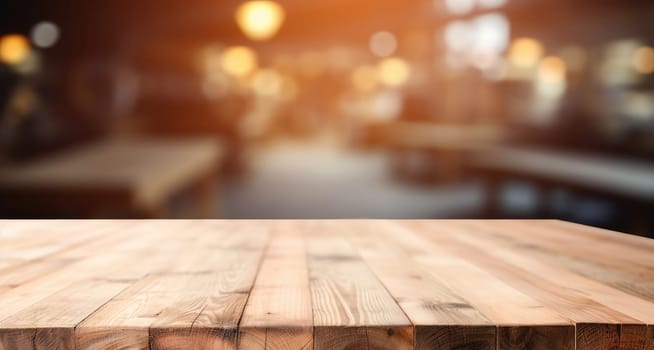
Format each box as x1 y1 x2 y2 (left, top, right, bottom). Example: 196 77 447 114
12 50 41 75
508 37 544 69
370 90 404 120
369 31 398 58
252 68 283 97
477 0 507 9
443 21 472 52
537 56 567 97
221 46 258 78
235 0 285 41
443 0 475 15
377 57 411 87
538 56 566 83
443 21 470 53
599 39 641 86
471 13 509 54
30 21 60 48
0 34 31 65
443 13 509 66
632 46 654 74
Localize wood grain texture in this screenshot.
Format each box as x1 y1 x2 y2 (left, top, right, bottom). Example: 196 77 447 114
383 221 573 350
0 220 652 349
398 220 652 349
306 222 412 350
340 221 495 350
414 325 496 350
0 280 130 350
239 221 313 350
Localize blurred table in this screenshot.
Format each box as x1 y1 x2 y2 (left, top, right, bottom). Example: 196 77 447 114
0 220 653 349
471 146 654 233
0 138 223 218
366 121 509 182
367 121 508 151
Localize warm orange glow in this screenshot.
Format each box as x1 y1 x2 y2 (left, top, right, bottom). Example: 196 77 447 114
538 56 566 83
252 68 283 97
632 46 654 74
0 34 30 65
536 56 567 97
298 51 326 78
351 65 378 92
508 37 544 69
280 76 298 101
369 31 397 58
235 1 285 41
377 57 411 87
221 46 258 77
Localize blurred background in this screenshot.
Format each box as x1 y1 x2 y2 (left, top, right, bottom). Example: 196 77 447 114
0 0 653 236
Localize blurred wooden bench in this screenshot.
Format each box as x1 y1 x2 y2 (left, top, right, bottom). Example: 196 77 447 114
0 137 223 218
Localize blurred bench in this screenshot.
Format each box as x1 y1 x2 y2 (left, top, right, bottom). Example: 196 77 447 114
0 137 223 218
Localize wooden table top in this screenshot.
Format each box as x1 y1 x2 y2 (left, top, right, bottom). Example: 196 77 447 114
0 220 652 350
0 138 222 209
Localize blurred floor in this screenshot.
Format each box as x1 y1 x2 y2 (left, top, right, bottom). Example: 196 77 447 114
222 138 483 218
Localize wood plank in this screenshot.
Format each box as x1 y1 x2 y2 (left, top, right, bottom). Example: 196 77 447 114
77 273 207 350
473 220 654 303
400 220 653 349
149 221 270 349
575 323 650 350
376 221 574 350
0 279 130 350
78 266 261 350
339 221 496 350
77 221 268 350
305 222 413 350
503 220 654 271
239 221 313 350
0 222 182 325
0 220 135 262
544 220 654 251
445 221 654 323
0 258 76 295
0 221 214 349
